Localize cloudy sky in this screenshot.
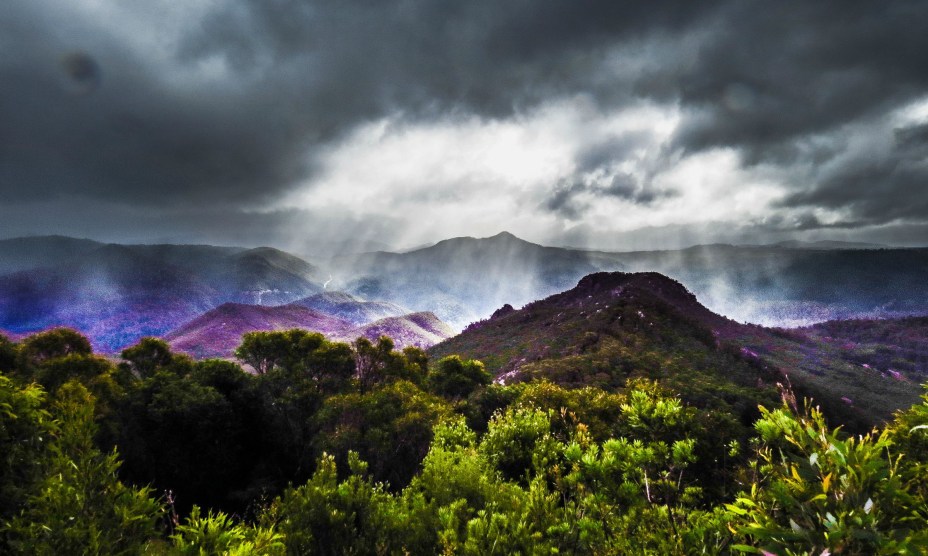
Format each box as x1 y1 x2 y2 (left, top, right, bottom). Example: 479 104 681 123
2 0 927 255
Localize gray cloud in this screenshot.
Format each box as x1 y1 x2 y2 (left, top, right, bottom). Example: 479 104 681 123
2 0 712 209
1 0 927 247
670 2 928 155
776 121 928 226
544 172 675 220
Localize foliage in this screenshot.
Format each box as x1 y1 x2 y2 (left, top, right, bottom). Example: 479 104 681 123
0 335 15 373
5 381 161 555
0 376 50 525
427 355 491 399
262 452 403 555
17 328 93 367
2 323 928 554
887 384 928 500
315 380 451 487
728 399 928 554
120 337 185 379
171 506 284 556
354 336 426 390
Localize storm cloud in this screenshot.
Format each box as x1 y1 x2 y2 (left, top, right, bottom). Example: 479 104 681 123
1 0 926 249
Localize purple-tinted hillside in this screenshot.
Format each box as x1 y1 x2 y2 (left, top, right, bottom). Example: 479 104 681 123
165 303 354 359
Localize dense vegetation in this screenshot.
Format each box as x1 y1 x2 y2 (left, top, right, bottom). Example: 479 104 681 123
1 326 927 554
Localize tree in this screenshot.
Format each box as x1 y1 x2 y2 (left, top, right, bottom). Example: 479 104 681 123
235 331 297 375
0 334 16 373
0 376 50 527
315 380 451 487
262 452 404 555
427 355 491 399
6 381 161 554
17 328 92 367
729 401 928 554
120 337 175 378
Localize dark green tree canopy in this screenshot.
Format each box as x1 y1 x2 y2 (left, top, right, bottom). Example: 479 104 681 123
18 328 93 367
427 355 491 399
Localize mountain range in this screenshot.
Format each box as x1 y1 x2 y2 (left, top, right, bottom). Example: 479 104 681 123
2 233 928 355
0 237 326 350
336 232 928 329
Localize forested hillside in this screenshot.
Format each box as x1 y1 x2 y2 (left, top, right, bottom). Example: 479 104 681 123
2 304 927 553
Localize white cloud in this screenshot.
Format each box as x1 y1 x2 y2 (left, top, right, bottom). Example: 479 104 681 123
279 96 803 249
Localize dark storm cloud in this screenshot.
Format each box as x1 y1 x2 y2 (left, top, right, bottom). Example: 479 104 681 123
669 2 928 157
778 122 928 225
0 3 315 206
0 0 720 208
1 0 927 242
574 133 652 173
544 173 674 220
652 0 928 231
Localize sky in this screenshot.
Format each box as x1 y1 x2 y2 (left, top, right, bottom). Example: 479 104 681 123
2 0 927 256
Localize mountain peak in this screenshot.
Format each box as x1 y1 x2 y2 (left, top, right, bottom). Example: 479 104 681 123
486 231 520 241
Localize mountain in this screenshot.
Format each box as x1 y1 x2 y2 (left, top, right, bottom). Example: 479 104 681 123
0 244 220 351
5 232 928 355
429 271 925 430
0 238 327 351
617 244 928 327
350 312 455 349
0 235 104 275
335 232 928 330
164 303 355 359
164 303 455 359
291 291 408 325
335 232 605 328
768 240 890 250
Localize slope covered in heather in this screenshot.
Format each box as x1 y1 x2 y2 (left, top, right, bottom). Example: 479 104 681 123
164 304 455 358
164 303 355 359
350 311 455 349
429 272 925 429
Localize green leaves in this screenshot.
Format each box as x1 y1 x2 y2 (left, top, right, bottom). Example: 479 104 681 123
172 506 284 555
729 400 928 554
4 381 162 555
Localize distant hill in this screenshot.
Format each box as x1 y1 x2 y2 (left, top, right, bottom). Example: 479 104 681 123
291 291 408 325
5 232 928 355
430 271 925 430
0 235 104 274
164 303 355 359
350 312 455 349
336 231 605 328
336 232 928 330
164 303 455 358
0 238 327 351
768 240 889 250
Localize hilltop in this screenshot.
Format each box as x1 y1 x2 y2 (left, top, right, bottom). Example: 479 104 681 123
430 271 926 429
337 232 928 329
291 291 408 325
164 302 454 358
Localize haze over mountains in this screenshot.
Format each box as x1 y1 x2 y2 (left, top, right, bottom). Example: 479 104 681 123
1 233 927 354
0 237 326 350
338 231 928 329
